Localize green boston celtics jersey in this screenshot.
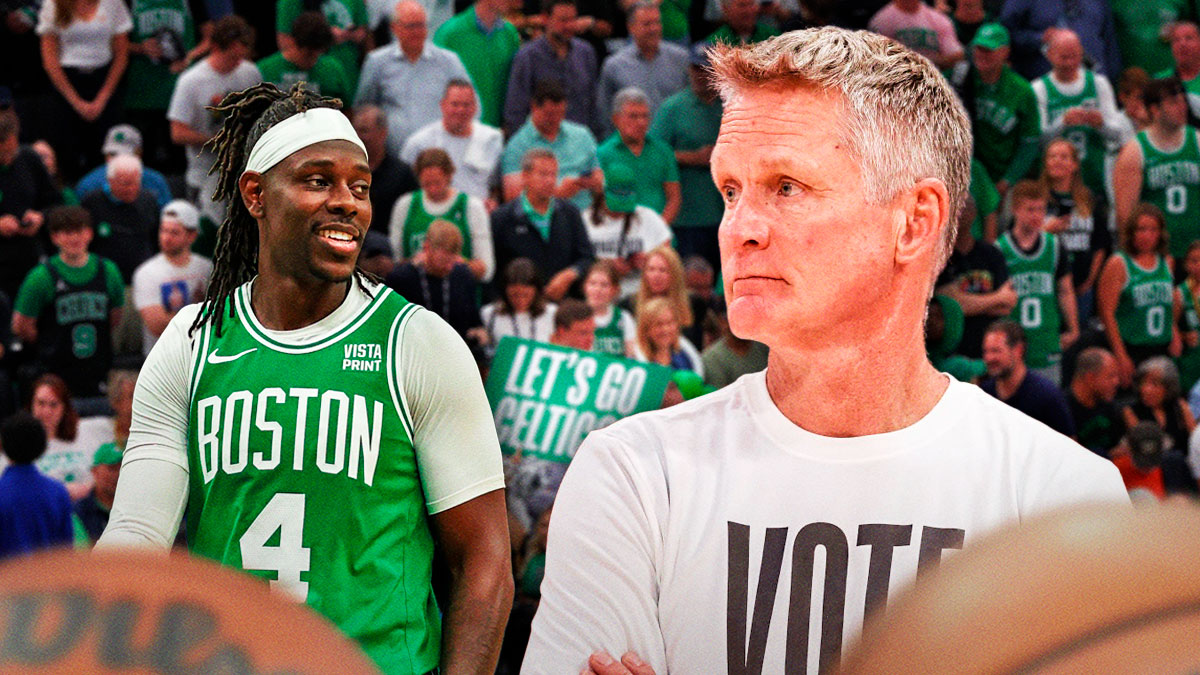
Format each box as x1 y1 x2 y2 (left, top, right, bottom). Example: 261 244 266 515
1137 127 1200 259
1177 281 1200 391
186 283 438 675
401 191 472 259
125 0 196 110
1038 71 1107 197
998 231 1063 368
592 307 630 357
1115 252 1173 347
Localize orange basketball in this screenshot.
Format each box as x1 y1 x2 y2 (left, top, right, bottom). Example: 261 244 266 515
839 503 1200 674
0 549 380 674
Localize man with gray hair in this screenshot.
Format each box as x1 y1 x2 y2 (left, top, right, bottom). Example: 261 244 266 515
402 79 504 204
598 87 681 222
595 1 689 136
522 28 1125 675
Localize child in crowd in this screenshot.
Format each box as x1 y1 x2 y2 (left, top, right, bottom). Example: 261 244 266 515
582 261 635 358
633 297 703 379
996 180 1079 386
480 258 556 351
0 411 73 559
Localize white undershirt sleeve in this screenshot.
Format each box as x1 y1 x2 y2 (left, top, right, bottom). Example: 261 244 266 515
400 307 505 514
96 306 199 550
467 196 495 282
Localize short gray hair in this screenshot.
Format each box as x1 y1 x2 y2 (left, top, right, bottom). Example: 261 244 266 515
708 27 972 272
521 147 557 172
612 87 650 116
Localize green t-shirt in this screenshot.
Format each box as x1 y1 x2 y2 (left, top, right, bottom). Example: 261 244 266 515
968 157 1000 240
597 134 680 215
706 22 780 46
592 306 632 357
13 254 125 319
1115 0 1192 75
997 232 1065 369
659 0 690 40
125 0 196 111
276 0 367 89
1136 127 1200 260
433 6 520 129
257 51 353 103
973 66 1041 185
1178 281 1200 392
649 88 724 228
1114 252 1174 347
520 193 554 239
187 285 438 675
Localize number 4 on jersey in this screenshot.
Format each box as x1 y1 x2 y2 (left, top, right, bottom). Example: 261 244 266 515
240 492 311 601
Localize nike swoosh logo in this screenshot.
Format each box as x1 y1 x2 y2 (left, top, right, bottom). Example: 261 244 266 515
207 347 257 365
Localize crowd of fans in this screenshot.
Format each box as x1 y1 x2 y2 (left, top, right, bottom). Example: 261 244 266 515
0 0 1198 669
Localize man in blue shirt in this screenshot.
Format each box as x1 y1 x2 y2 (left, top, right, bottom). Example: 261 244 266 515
0 411 73 559
504 0 598 135
75 125 174 210
981 319 1077 436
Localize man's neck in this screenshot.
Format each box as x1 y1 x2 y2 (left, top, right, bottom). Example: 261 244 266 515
59 251 88 268
1012 224 1041 249
893 0 922 13
442 120 472 138
207 52 239 75
548 34 570 57
250 274 351 331
1053 67 1080 85
165 249 191 267
621 134 644 155
401 44 423 62
995 366 1027 400
526 193 551 213
1180 60 1200 81
636 40 659 60
1070 380 1096 408
763 315 948 437
723 333 752 355
978 66 1003 85
1150 121 1186 149
534 123 560 142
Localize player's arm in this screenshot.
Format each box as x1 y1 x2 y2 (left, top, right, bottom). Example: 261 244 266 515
97 307 199 549
1112 140 1143 227
401 310 511 672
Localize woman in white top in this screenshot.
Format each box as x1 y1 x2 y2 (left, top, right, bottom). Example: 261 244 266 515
584 165 673 298
389 147 494 282
631 296 703 379
26 373 116 500
37 0 132 178
480 257 557 355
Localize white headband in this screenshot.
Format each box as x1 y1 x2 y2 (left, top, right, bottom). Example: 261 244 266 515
243 107 368 175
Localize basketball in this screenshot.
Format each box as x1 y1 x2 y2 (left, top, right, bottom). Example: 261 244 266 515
839 503 1200 674
0 549 380 674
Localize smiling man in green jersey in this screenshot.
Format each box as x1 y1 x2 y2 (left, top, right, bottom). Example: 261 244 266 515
98 84 512 675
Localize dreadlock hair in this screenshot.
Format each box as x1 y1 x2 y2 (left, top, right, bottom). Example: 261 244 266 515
191 82 376 338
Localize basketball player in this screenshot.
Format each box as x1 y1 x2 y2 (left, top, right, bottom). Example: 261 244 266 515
98 84 512 675
521 29 1127 675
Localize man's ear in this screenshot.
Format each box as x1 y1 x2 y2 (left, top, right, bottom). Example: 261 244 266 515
895 178 951 267
240 171 265 219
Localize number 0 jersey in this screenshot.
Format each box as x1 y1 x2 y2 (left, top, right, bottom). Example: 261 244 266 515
998 231 1064 369
1114 252 1173 347
1137 127 1200 260
186 283 438 674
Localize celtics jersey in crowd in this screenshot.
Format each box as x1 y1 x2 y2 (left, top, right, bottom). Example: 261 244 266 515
1137 127 1200 260
998 231 1064 369
401 191 472 259
1114 252 1174 348
1037 70 1107 197
185 284 439 674
592 306 634 357
1179 280 1200 391
972 65 1040 185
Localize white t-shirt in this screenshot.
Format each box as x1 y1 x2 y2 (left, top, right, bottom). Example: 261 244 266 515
37 0 132 69
16 417 115 495
583 205 673 298
131 252 214 356
98 281 505 549
388 188 495 281
480 301 557 346
522 372 1128 674
401 121 504 201
167 59 263 191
